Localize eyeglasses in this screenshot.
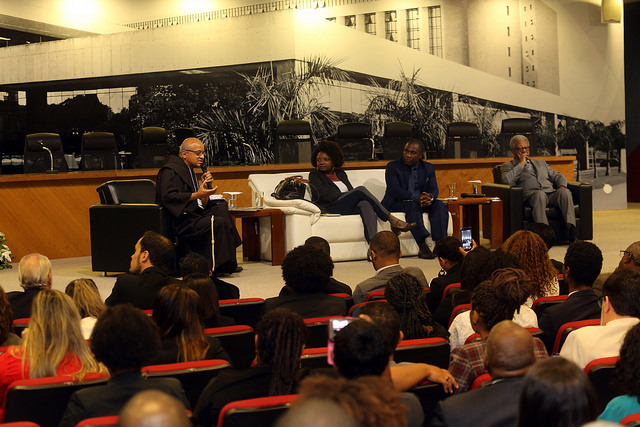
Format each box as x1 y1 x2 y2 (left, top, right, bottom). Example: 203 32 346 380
184 149 205 156
515 146 530 152
620 250 635 261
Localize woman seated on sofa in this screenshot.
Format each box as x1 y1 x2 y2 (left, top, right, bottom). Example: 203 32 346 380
309 140 415 242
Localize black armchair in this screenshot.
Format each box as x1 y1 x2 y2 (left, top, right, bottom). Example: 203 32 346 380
81 131 118 170
24 133 69 173
275 120 314 163
89 179 173 273
482 165 593 242
381 121 413 160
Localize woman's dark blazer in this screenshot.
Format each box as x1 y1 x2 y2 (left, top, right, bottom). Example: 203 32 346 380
308 169 354 212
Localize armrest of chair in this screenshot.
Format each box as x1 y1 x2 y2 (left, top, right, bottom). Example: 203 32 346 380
568 181 593 240
262 197 321 223
481 183 523 241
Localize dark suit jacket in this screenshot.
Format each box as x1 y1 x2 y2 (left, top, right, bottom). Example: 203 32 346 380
430 377 525 427
7 287 43 320
60 372 189 427
264 293 347 318
308 169 354 212
539 289 601 352
381 158 440 208
427 263 462 313
105 266 180 310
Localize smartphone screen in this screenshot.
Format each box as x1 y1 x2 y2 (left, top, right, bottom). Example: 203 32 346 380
461 227 473 251
327 317 355 365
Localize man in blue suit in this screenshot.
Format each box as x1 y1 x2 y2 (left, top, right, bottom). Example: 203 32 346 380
382 139 448 259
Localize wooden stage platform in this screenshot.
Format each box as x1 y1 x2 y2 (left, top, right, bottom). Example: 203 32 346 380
0 156 575 261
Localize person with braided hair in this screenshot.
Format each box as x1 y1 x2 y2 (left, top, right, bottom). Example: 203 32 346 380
448 268 539 349
385 273 448 340
502 230 559 306
448 268 549 393
194 308 308 426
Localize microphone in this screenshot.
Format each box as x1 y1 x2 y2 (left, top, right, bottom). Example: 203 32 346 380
37 140 57 174
201 162 212 189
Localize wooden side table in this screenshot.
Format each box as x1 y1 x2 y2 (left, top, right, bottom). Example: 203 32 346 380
230 208 285 265
446 197 503 249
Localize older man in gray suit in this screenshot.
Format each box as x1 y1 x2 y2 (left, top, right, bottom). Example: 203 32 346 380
352 231 427 304
501 135 576 241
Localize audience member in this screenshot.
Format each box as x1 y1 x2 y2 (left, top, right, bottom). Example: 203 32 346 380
427 236 463 312
433 246 519 328
330 319 424 427
518 357 598 427
182 273 235 328
524 222 563 274
194 308 307 426
353 231 427 304
105 231 180 310
278 398 358 427
65 278 105 340
264 245 347 318
448 269 548 393
593 241 640 298
448 268 538 349
0 285 20 346
539 241 603 352
598 323 640 423
359 301 456 393
431 320 537 427
179 252 239 300
119 390 191 427
296 376 408 427
149 284 229 365
60 305 189 427
385 273 448 339
7 253 52 319
0 289 105 407
502 230 559 305
561 269 640 369
276 236 351 296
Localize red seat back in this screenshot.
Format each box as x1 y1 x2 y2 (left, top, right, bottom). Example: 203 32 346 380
395 337 450 368
76 415 120 426
217 394 297 427
471 373 492 390
552 318 600 354
218 299 265 328
204 325 255 370
448 303 471 328
441 283 461 302
365 289 385 302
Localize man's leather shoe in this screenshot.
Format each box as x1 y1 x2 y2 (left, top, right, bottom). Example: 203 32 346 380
418 246 436 259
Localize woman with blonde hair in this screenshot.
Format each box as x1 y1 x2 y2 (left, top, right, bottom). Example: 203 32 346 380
502 230 559 305
149 284 229 365
0 289 105 404
65 278 106 340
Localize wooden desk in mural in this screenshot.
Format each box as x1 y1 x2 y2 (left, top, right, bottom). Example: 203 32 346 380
0 156 574 260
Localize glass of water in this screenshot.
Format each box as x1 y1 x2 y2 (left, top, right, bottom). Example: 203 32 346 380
448 182 457 198
254 191 264 208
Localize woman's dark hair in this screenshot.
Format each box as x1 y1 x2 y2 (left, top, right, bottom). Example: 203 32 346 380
182 273 220 325
152 284 210 362
91 304 161 372
518 357 598 427
385 273 436 339
433 236 463 263
0 285 14 344
616 323 640 396
311 140 344 168
255 308 307 396
281 245 333 293
471 268 532 331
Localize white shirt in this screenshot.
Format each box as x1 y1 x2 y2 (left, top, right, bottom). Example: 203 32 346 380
333 180 349 193
560 317 639 369
80 316 97 340
448 304 539 350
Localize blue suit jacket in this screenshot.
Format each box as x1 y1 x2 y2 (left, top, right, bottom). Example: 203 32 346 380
381 158 439 209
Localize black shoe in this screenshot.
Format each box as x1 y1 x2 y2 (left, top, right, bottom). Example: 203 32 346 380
391 222 416 235
235 266 244 273
417 240 436 259
568 226 578 243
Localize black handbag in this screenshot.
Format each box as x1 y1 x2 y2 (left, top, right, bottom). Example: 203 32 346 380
272 175 309 200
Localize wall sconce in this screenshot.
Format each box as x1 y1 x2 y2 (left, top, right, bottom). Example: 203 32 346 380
601 0 622 23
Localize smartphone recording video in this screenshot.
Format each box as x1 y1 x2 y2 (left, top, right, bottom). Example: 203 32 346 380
327 317 356 365
461 227 473 251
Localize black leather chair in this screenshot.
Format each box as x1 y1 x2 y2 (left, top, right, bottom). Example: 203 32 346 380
446 121 482 158
482 165 593 242
137 126 169 168
24 133 69 173
499 118 535 156
334 122 375 161
89 179 173 273
81 132 118 170
275 120 314 164
381 121 413 160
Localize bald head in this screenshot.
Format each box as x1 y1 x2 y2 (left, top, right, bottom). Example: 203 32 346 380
619 241 640 271
118 390 189 427
486 320 535 379
18 253 52 290
277 398 357 427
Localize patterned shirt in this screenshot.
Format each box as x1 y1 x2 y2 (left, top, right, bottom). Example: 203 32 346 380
448 337 549 393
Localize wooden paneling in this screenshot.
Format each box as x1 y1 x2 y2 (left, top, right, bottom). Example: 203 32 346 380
0 156 574 260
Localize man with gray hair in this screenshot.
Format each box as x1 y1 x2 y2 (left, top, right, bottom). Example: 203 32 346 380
501 134 576 241
156 137 241 276
7 253 52 319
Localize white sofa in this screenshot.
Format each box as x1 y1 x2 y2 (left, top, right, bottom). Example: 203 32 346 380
248 169 452 262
